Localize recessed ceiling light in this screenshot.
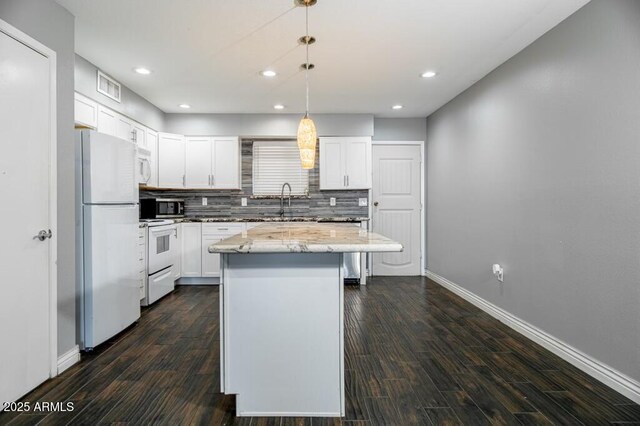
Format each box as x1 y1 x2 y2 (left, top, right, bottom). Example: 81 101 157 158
421 71 437 78
261 70 277 77
178 104 191 109
392 105 403 110
134 67 152 75
273 104 285 110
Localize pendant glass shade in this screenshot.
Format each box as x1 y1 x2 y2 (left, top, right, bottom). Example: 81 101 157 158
297 115 317 169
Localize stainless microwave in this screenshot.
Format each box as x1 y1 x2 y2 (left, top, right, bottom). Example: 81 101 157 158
140 198 185 219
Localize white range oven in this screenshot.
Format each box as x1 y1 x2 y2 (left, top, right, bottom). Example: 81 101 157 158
143 220 178 305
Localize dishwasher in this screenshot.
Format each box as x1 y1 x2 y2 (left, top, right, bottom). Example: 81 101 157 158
343 252 361 284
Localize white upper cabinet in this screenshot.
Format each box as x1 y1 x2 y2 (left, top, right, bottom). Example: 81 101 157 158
319 137 372 190
97 105 118 137
158 132 186 188
145 128 159 188
97 104 134 144
212 137 241 189
319 138 345 189
74 92 98 128
185 137 214 188
131 122 146 148
183 136 241 189
115 114 133 143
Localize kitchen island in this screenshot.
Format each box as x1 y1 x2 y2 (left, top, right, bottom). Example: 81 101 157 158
209 223 402 417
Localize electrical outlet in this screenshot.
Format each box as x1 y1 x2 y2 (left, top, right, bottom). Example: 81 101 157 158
492 264 504 282
202 197 207 206
358 198 368 207
241 197 247 207
329 197 336 207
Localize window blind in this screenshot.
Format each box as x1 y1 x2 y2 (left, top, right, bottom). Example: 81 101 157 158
252 141 309 195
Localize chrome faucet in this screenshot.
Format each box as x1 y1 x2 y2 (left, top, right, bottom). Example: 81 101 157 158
280 182 292 218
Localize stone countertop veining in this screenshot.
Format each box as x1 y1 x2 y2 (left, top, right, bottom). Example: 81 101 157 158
173 216 369 223
139 223 148 228
208 223 403 254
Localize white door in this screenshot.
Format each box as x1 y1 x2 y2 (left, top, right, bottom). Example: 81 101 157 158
158 132 185 188
212 137 240 189
319 138 346 189
0 29 53 402
345 137 372 189
372 144 422 276
186 137 213 188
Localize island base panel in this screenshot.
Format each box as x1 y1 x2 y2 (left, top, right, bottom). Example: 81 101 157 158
221 253 345 417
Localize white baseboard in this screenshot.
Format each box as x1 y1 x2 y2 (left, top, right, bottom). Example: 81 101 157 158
176 277 219 285
425 270 640 404
57 345 80 374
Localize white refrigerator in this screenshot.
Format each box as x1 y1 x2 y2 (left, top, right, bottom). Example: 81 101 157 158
77 130 140 350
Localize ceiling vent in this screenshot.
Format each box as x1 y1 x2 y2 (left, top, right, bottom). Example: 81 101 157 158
96 70 121 103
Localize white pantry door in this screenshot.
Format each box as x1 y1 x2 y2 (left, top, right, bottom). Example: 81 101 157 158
0 29 54 401
372 144 422 275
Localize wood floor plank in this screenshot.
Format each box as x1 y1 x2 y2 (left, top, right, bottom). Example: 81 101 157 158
422 407 463 425
509 382 584 425
3 279 637 425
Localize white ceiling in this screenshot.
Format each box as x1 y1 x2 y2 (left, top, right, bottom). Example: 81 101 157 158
57 0 589 117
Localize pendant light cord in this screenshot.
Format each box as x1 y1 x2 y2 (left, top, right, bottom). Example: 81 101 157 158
305 4 310 116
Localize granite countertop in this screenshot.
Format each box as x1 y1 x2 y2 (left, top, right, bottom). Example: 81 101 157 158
173 216 369 223
208 223 403 254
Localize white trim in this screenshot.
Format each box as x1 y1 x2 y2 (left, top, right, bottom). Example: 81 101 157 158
237 412 341 417
426 270 640 404
0 19 58 380
370 141 425 276
57 346 80 374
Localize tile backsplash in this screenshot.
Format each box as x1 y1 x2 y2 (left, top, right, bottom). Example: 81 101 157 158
140 140 369 219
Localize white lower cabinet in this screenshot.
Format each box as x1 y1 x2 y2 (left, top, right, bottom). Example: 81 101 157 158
173 224 182 280
202 234 222 277
181 223 203 277
138 227 147 301
180 222 244 280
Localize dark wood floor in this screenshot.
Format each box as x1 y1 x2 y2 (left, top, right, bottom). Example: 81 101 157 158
2 277 639 425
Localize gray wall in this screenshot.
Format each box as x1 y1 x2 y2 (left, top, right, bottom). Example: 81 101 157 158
75 54 165 131
373 118 426 142
426 0 640 383
0 0 76 357
165 113 373 137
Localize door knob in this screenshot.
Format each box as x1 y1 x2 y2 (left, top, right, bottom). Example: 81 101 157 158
34 229 52 241
373 202 379 207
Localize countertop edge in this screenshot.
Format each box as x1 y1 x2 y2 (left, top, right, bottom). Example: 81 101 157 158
208 243 404 254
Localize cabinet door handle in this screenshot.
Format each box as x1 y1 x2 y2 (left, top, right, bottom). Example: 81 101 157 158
347 175 349 187
212 174 215 187
343 175 346 187
182 174 186 187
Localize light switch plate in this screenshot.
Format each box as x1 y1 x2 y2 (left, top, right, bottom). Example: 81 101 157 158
329 197 336 207
241 197 247 207
202 197 207 206
358 198 368 207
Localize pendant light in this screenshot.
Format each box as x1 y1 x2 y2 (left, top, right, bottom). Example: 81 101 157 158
297 0 317 169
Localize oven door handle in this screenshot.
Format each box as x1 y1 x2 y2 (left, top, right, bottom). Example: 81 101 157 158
150 229 174 238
